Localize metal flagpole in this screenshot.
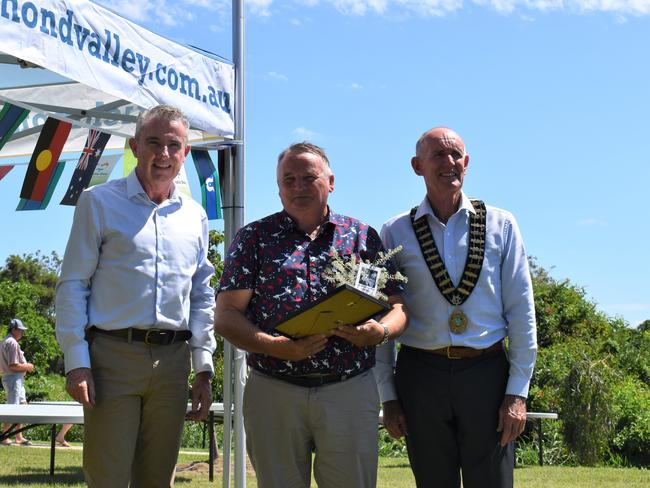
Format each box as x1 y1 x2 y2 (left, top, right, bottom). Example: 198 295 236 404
231 1 247 488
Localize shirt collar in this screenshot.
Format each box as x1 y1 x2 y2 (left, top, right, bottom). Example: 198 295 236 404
415 192 476 223
126 170 180 204
278 207 341 233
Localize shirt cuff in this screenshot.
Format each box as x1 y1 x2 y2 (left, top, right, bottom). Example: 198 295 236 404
192 348 215 376
506 374 530 398
63 342 91 374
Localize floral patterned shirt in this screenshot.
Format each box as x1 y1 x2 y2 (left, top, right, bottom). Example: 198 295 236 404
219 209 401 376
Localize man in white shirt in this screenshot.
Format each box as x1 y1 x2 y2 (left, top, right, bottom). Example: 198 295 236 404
376 127 537 488
56 105 216 487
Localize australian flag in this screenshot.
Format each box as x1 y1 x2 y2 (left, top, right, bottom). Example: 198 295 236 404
60 129 111 206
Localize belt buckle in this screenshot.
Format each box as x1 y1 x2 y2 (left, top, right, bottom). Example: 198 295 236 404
144 329 175 345
446 346 462 360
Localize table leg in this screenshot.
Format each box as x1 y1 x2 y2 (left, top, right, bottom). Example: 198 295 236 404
209 411 214 482
50 424 56 476
536 418 544 466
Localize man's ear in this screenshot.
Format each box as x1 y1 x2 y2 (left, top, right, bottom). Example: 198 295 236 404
128 138 137 157
328 173 335 193
184 144 191 158
411 156 422 176
462 154 470 173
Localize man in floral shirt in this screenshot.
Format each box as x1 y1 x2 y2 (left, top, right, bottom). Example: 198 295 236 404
215 142 407 488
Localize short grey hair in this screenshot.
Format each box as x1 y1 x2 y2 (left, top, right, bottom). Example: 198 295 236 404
277 142 332 176
134 105 190 142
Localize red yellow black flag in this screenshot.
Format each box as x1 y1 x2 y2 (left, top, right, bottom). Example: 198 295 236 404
20 117 72 201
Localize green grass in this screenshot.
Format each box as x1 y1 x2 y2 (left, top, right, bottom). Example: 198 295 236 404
0 445 647 487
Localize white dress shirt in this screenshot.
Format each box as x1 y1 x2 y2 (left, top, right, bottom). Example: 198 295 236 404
55 171 216 375
375 193 537 402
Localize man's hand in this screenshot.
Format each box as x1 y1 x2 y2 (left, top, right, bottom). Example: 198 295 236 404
65 367 95 407
270 334 328 361
497 394 527 446
330 320 384 347
187 371 212 421
382 400 408 439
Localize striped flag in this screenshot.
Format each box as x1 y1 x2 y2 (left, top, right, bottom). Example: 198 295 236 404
17 161 65 211
0 165 14 181
0 102 29 152
191 148 222 220
60 129 111 206
20 118 72 201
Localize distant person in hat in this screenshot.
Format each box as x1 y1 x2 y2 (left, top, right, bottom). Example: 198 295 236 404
1 318 35 446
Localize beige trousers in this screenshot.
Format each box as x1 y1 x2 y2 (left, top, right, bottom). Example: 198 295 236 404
83 334 191 488
244 369 380 488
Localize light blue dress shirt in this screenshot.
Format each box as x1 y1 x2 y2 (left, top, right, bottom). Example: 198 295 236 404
55 171 216 375
375 193 537 401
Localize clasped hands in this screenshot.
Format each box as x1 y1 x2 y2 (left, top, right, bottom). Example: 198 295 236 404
270 319 385 362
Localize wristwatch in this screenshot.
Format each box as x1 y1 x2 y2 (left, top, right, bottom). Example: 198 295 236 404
377 322 390 346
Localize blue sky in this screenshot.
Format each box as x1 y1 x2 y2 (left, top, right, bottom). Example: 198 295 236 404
1 0 649 326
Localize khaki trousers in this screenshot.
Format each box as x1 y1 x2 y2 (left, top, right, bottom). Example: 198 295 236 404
244 369 380 488
83 334 191 488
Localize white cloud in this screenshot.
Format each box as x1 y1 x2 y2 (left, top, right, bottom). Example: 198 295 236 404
292 127 320 140
268 71 289 81
97 0 195 26
100 0 650 24
331 0 390 15
350 82 364 89
248 0 274 16
286 0 650 17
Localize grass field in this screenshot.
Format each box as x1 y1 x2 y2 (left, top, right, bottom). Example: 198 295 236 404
0 444 648 487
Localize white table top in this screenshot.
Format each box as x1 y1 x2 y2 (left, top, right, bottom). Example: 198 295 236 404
0 404 85 424
0 402 226 426
526 412 558 420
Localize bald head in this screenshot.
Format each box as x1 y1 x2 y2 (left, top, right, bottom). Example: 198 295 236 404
415 128 466 160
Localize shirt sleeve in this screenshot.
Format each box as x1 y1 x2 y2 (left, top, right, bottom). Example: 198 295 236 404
189 211 217 375
4 340 22 366
218 225 258 292
55 191 102 373
372 222 400 403
500 215 537 397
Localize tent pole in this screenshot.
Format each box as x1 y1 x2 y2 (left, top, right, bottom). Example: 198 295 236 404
231 1 247 488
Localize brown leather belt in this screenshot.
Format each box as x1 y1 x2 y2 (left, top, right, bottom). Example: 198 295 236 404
404 341 503 360
89 326 192 345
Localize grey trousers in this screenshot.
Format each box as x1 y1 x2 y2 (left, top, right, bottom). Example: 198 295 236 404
83 334 191 488
244 369 380 488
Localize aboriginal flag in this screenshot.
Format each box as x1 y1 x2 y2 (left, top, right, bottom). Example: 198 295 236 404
17 161 65 211
20 117 72 201
0 102 29 152
60 129 111 206
0 165 14 181
191 148 222 220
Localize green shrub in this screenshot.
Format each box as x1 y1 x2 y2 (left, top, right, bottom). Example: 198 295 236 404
561 355 614 465
609 376 650 467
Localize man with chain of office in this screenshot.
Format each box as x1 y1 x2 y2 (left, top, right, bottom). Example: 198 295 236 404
375 127 537 488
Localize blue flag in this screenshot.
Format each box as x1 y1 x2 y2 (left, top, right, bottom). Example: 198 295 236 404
191 149 222 220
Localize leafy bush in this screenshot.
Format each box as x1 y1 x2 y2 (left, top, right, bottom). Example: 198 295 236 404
609 377 650 467
561 355 614 465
